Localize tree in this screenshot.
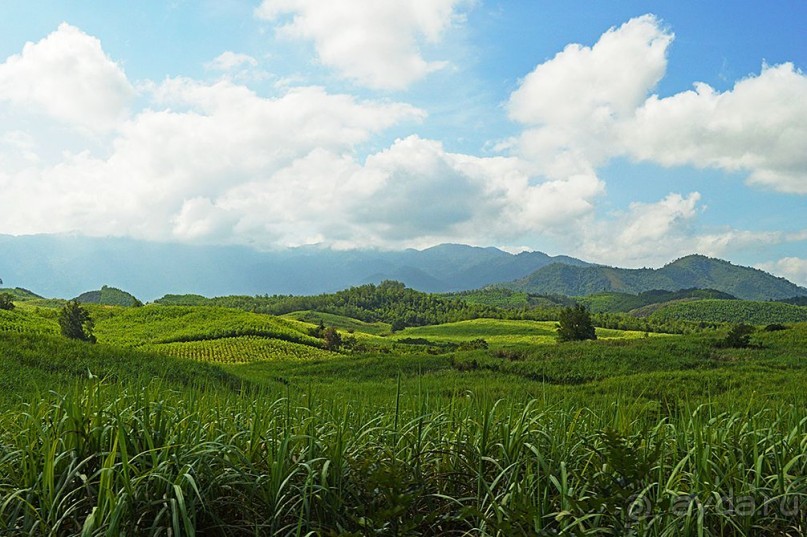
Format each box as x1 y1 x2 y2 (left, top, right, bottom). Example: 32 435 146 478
724 323 754 348
59 300 96 343
556 304 597 342
322 326 342 351
0 293 14 311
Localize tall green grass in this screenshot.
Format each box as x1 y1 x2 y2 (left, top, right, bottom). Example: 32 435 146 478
0 381 804 536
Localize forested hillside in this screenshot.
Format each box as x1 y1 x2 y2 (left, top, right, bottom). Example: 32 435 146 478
508 255 807 300
74 285 143 307
157 280 500 329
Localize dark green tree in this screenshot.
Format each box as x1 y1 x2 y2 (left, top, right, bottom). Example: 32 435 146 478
59 300 96 343
322 326 342 351
724 323 754 348
556 304 597 342
0 292 14 311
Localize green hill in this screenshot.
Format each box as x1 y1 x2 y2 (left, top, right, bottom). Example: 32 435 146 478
156 280 499 329
507 255 807 301
0 287 44 301
577 288 736 313
650 299 807 324
74 285 143 307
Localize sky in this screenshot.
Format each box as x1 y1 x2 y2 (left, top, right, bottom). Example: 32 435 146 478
0 1 805 285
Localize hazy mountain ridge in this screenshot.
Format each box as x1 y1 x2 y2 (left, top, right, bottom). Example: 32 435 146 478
2 235 805 301
506 255 807 301
0 235 588 299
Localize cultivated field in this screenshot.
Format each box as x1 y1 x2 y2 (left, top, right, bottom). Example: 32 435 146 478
0 300 805 535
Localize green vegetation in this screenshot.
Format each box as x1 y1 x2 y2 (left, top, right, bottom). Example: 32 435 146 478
651 298 807 324
577 288 736 313
58 300 96 343
74 284 143 307
508 255 807 300
0 292 15 310
1 285 806 535
556 304 597 342
723 323 755 348
157 280 500 328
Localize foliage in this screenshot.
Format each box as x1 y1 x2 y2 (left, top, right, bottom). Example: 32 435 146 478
577 287 736 313
557 304 597 342
322 326 342 351
1 307 807 534
157 280 500 329
74 284 143 307
93 305 320 348
723 323 755 348
143 336 334 364
0 292 14 310
507 254 806 300
58 300 96 343
651 298 807 324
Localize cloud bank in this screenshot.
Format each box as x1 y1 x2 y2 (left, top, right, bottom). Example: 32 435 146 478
0 14 804 280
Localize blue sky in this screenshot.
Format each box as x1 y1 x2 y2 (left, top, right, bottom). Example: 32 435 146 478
0 1 805 284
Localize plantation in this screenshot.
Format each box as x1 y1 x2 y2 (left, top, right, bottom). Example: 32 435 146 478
651 299 807 324
0 294 805 535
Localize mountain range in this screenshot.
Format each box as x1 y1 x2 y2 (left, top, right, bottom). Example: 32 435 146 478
1 234 804 301
505 255 806 301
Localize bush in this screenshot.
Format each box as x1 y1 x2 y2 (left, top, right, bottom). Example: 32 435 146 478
322 326 342 351
0 293 15 311
723 323 754 348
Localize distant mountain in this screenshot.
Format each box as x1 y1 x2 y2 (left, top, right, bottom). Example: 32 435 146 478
507 255 807 301
0 235 588 299
75 285 143 307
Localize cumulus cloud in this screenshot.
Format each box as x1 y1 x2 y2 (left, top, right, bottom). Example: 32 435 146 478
507 15 807 196
0 17 804 268
0 72 427 242
0 23 134 132
623 63 807 194
756 258 807 288
255 0 467 90
573 191 807 270
205 51 259 72
576 192 702 267
507 14 673 175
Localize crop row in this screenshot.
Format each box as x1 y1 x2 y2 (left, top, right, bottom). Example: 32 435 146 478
145 335 333 364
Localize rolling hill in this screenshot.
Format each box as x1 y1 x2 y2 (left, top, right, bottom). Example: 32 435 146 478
506 255 807 301
74 285 143 307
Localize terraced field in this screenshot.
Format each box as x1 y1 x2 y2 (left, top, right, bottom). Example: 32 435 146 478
94 305 321 346
144 335 335 364
0 305 59 336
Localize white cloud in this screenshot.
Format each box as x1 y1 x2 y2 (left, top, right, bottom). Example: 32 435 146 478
506 16 807 196
577 192 701 267
205 51 259 72
507 14 673 175
255 0 467 90
623 63 807 194
756 258 807 288
0 23 134 132
0 75 427 243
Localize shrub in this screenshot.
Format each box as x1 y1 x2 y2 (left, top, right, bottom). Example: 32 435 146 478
0 293 15 311
723 323 754 348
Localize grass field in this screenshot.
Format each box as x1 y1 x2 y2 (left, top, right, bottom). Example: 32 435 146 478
394 318 658 347
0 301 805 535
